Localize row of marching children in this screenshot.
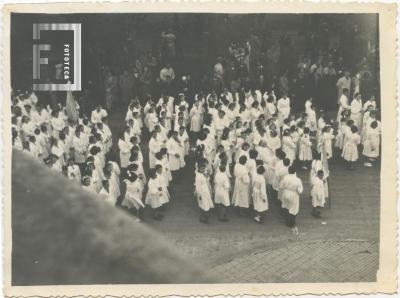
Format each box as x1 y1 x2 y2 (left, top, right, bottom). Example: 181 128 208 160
191 89 334 233
118 94 191 221
335 89 381 170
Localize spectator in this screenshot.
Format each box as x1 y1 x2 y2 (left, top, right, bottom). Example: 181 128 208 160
336 70 351 102
161 29 176 65
213 57 224 81
119 69 134 103
160 64 175 94
278 71 289 97
140 65 153 95
104 68 118 111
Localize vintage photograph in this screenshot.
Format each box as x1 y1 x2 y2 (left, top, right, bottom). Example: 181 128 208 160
2 2 398 296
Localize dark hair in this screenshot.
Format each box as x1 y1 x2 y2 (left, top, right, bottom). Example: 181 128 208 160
127 172 138 182
283 158 291 167
370 121 378 129
276 149 286 160
288 165 296 174
313 151 321 160
149 169 157 179
89 146 99 156
129 152 138 162
238 155 247 165
249 149 258 159
219 152 227 161
160 147 168 155
102 180 109 188
155 151 163 160
257 166 265 175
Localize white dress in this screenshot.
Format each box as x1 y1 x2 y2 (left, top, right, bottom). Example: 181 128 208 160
334 126 343 149
275 167 289 199
282 136 297 162
118 139 131 168
167 138 184 171
178 131 190 156
362 127 380 158
94 155 105 180
190 105 203 132
337 94 350 122
148 137 162 169
155 159 170 187
307 110 317 132
67 165 81 182
252 173 268 212
51 144 65 167
280 174 303 215
145 176 169 209
195 172 214 211
122 180 144 209
298 135 313 161
109 162 121 201
73 136 87 163
342 133 361 161
320 132 334 159
310 176 326 207
266 136 281 157
350 99 363 129
232 164 251 208
214 171 230 207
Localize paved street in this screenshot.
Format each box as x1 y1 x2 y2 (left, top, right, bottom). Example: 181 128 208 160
108 109 380 283
211 240 378 283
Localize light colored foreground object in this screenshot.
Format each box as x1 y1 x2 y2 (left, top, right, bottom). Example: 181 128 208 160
11 149 215 285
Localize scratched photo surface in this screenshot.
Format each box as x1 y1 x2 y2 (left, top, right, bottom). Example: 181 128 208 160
4 6 396 294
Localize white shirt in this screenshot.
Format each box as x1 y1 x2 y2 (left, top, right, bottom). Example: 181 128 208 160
91 109 108 124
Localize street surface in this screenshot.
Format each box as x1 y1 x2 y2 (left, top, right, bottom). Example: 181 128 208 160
108 109 380 283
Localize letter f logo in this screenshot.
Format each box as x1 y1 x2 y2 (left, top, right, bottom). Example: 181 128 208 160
33 24 51 80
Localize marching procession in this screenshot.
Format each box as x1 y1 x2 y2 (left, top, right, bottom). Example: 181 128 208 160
9 14 381 236
10 78 381 234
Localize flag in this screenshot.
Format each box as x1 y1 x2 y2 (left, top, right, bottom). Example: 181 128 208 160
321 142 330 178
320 141 331 208
65 83 79 124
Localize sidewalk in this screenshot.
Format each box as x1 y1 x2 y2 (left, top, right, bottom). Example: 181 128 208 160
210 240 378 283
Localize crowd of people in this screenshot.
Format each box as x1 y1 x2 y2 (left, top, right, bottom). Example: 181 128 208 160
64 16 378 119
11 15 381 234
11 74 380 234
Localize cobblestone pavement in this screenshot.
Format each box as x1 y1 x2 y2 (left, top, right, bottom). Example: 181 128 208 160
210 240 378 283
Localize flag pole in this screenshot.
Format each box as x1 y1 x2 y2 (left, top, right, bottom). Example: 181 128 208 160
321 140 331 209
327 171 331 209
